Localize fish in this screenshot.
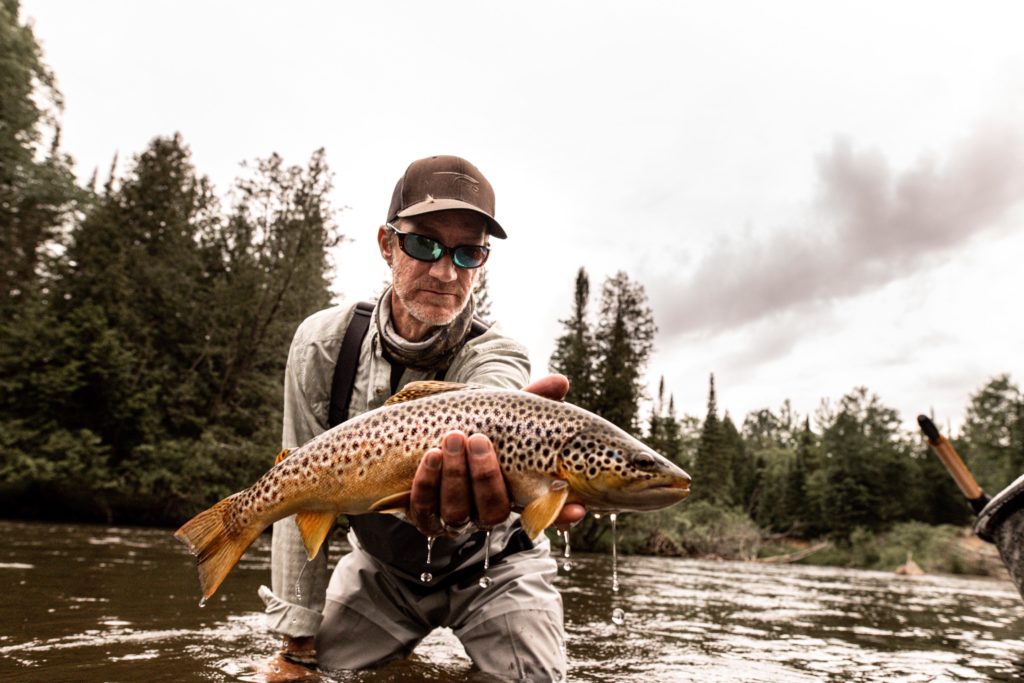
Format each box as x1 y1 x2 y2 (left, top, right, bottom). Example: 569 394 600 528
175 381 691 598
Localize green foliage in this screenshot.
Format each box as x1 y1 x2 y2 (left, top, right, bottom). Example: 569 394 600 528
591 271 656 434
549 267 596 409
960 374 1024 494
646 377 685 467
0 0 80 306
0 126 340 522
694 374 734 505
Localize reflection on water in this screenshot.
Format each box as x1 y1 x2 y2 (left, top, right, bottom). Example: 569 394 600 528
1 520 1023 682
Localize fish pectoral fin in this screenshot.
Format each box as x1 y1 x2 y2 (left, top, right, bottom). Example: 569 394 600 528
274 448 290 465
294 510 338 560
368 490 412 515
385 380 478 405
519 481 570 540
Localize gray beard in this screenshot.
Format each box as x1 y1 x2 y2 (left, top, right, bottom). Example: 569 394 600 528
376 285 476 371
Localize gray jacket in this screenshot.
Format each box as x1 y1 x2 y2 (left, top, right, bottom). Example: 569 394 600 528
262 299 531 637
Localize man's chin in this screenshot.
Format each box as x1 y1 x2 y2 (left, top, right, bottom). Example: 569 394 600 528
407 302 460 327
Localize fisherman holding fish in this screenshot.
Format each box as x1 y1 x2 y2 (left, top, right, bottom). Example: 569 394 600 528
260 155 585 680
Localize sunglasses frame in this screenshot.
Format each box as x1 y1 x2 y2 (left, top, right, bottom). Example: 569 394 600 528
385 222 490 270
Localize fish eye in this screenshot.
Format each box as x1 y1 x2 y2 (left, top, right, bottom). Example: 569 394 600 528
632 452 657 470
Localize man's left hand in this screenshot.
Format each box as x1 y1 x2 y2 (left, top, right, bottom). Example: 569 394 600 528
408 374 587 536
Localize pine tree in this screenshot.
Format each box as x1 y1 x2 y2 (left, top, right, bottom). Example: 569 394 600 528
0 0 79 305
646 377 683 466
591 271 655 434
694 374 734 504
549 267 596 409
961 374 1022 493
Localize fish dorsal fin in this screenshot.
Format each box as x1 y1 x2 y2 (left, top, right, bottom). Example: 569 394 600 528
274 448 290 465
385 380 473 405
520 480 570 540
294 510 337 560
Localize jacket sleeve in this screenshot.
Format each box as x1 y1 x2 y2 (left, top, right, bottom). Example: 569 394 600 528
448 326 531 389
261 323 331 638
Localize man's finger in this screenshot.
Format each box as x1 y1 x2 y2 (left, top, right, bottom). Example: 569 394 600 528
554 503 587 531
410 448 444 536
523 374 569 401
466 433 511 528
440 431 472 527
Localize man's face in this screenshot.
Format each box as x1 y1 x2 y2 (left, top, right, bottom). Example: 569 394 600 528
379 210 488 328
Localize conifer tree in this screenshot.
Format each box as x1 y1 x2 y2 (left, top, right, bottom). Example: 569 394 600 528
549 267 596 409
0 0 79 303
694 374 734 504
646 377 683 466
591 271 655 434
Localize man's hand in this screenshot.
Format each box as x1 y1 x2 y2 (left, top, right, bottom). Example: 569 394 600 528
408 374 587 536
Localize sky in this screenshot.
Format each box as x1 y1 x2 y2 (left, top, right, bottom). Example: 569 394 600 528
22 0 1024 434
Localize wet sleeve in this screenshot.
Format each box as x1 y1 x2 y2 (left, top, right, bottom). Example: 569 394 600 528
263 330 330 637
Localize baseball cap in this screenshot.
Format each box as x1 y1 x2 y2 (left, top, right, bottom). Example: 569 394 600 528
387 155 506 239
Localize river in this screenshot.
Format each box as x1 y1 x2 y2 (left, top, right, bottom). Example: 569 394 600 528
1 520 1022 682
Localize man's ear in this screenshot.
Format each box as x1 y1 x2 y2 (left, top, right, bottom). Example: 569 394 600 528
377 225 393 266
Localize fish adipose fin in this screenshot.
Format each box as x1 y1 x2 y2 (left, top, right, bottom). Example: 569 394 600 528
520 481 569 539
295 510 337 560
368 490 412 514
385 380 477 405
174 493 262 599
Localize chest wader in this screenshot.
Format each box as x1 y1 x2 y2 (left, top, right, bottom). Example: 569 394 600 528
975 476 1024 601
327 301 533 585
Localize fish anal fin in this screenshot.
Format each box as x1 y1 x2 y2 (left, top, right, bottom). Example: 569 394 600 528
295 510 337 560
174 493 261 600
385 380 475 405
274 448 290 465
368 490 412 514
520 481 570 539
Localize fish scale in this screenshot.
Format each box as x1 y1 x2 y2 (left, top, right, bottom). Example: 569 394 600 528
175 381 691 599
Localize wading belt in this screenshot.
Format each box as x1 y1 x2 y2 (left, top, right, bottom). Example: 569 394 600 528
327 301 533 582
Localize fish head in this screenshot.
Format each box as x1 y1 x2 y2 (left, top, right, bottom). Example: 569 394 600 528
559 421 691 511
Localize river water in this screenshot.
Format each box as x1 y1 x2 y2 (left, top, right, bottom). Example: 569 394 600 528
1 519 1023 682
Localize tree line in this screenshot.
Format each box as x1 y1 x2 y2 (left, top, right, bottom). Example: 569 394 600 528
0 1 339 522
548 265 1024 550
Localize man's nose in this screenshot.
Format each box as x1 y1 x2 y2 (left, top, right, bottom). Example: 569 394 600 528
428 255 458 282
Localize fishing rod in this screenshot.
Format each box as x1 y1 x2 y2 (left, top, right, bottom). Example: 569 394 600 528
916 414 989 515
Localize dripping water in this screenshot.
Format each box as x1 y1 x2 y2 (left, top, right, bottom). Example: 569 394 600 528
198 597 207 608
562 529 572 572
294 559 309 599
478 530 493 588
420 535 436 583
610 512 619 593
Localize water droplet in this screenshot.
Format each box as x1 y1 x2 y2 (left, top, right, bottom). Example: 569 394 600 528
560 528 573 571
426 535 436 565
611 512 619 593
420 571 433 583
593 512 602 519
478 530 493 589
611 607 625 625
198 597 207 608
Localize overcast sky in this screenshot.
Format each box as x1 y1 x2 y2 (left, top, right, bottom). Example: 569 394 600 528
23 0 1024 434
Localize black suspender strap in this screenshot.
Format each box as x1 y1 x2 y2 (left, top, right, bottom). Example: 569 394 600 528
328 301 374 428
329 301 492 427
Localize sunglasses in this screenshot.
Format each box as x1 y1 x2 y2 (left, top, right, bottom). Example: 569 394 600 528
385 223 490 269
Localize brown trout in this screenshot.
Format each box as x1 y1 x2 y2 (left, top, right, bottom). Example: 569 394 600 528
175 381 691 598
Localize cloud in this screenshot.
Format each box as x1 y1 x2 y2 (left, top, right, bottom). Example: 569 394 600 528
653 112 1024 338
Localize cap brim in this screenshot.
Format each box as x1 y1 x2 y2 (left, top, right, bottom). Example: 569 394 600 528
396 199 507 239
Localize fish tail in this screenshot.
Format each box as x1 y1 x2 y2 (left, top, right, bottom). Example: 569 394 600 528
174 493 261 600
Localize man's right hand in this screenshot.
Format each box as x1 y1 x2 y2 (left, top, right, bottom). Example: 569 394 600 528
255 636 318 682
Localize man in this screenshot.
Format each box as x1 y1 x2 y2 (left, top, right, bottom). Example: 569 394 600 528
258 155 584 680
